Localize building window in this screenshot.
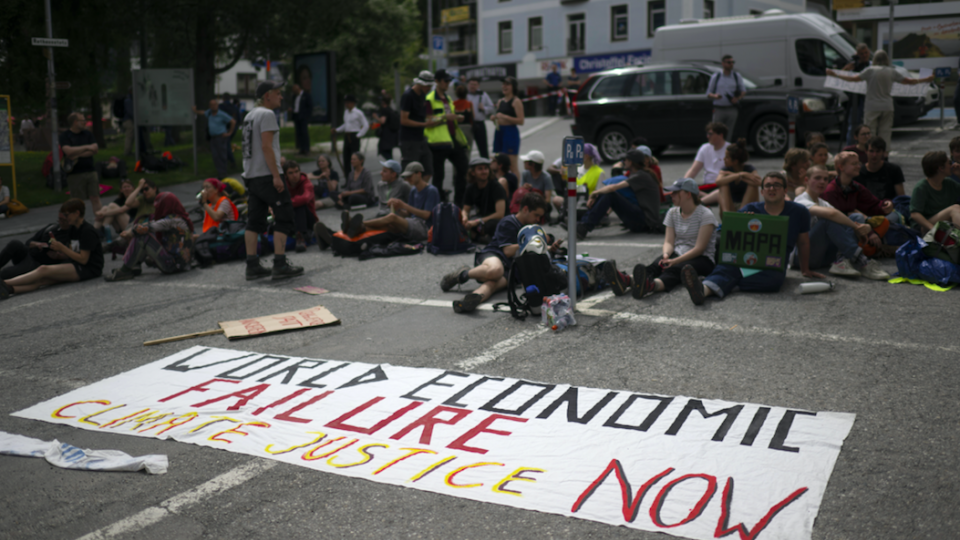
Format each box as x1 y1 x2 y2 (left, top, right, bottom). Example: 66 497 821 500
568 13 585 55
237 74 257 97
648 1 665 38
703 0 714 19
612 5 628 41
499 21 513 54
529 17 542 51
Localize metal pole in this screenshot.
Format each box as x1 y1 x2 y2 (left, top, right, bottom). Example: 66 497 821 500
941 82 946 131
44 0 60 191
191 70 198 175
427 0 434 72
133 71 139 168
887 2 895 60
788 114 796 150
566 165 577 312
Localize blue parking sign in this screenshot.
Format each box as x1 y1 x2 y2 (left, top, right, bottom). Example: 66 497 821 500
432 36 444 51
786 96 801 116
562 136 585 166
934 67 952 78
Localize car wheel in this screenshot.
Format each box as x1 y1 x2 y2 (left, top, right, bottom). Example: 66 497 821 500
750 115 788 157
597 125 632 163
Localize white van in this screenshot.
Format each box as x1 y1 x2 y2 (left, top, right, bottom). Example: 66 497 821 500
652 10 858 91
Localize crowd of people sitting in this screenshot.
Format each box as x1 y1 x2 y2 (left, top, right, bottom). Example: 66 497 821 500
2 119 959 314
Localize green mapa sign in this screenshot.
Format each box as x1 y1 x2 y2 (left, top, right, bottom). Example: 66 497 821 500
719 212 789 272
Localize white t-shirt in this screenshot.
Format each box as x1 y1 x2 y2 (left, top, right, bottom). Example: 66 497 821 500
794 191 833 226
662 205 720 263
241 106 281 179
694 142 730 185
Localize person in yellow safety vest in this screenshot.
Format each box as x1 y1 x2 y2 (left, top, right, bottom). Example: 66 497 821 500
200 178 239 233
425 69 469 206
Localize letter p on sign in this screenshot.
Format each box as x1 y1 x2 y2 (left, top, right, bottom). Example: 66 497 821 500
563 136 584 166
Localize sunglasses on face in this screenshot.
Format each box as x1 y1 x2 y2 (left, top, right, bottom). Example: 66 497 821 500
762 183 784 190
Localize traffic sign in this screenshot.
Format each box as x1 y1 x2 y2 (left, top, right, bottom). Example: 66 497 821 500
934 67 952 78
562 136 585 166
786 96 801 115
432 35 444 51
32 38 68 47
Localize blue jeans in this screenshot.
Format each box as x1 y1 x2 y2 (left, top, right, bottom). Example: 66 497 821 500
581 192 647 232
703 264 786 299
807 216 863 269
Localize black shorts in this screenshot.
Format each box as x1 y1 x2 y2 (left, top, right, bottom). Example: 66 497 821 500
246 175 295 236
72 262 102 281
475 250 509 272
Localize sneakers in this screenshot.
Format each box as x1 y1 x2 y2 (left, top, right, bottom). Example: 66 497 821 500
632 264 655 300
0 281 11 299
441 266 470 292
245 261 273 281
859 259 890 281
295 233 306 253
681 265 705 306
272 260 304 280
104 266 137 282
453 293 483 313
313 222 333 250
829 258 861 278
603 260 632 296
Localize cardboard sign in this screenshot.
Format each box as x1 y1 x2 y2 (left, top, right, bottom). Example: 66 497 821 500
824 70 928 98
218 306 339 340
13 346 855 540
719 213 789 272
294 286 329 296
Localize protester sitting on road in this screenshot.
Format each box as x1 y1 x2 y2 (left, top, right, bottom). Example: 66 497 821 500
615 178 719 299
576 149 662 240
333 162 441 245
105 191 194 281
0 199 104 300
823 151 901 223
334 152 375 209
795 165 888 280
681 172 823 305
910 151 960 233
518 150 555 210
809 143 836 174
842 124 871 164
461 157 507 242
492 153 518 200
94 179 137 238
705 138 760 212
782 148 811 197
199 178 239 233
308 154 339 210
440 192 556 314
126 178 160 224
949 136 960 183
684 122 730 187
375 159 411 217
858 137 905 200
282 161 317 252
574 143 607 196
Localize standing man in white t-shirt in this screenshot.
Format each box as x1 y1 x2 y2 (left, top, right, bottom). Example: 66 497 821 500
241 80 304 281
684 122 730 187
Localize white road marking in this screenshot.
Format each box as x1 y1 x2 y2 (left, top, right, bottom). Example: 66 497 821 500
519 116 563 139
76 459 277 540
457 327 551 370
578 242 661 248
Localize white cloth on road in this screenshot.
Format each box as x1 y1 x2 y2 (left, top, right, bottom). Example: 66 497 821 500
0 430 168 474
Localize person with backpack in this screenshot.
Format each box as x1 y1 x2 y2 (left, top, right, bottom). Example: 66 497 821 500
104 191 194 282
440 192 555 314
199 178 239 233
706 55 745 138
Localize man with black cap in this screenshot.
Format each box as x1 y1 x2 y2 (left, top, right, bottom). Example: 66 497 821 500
335 94 369 176
426 69 470 205
338 161 441 243
241 80 304 281
400 71 439 184
576 148 662 240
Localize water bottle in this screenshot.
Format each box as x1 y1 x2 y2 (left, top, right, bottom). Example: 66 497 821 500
797 281 835 295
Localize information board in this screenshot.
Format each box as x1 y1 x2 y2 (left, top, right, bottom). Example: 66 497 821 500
132 69 195 126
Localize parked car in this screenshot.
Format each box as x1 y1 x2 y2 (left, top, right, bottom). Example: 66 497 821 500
570 62 845 161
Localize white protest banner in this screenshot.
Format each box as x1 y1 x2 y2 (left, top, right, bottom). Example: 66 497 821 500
218 305 339 340
13 346 855 540
824 70 929 97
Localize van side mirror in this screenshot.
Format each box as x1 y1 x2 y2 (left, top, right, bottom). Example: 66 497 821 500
774 79 782 86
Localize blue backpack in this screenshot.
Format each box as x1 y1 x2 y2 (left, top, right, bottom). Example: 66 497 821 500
428 202 475 255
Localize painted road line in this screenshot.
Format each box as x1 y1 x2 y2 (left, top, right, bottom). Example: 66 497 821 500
578 242 661 248
76 459 278 540
457 327 551 370
520 116 562 138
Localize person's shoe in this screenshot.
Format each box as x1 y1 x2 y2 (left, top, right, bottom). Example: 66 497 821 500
104 266 137 282
245 261 272 281
272 260 304 280
130 266 142 277
441 266 470 292
603 260 632 296
453 293 483 314
859 259 890 281
295 233 306 253
576 223 590 241
346 214 365 238
341 210 351 234
829 258 861 278
0 281 12 299
632 264 654 300
313 222 333 250
682 265 705 306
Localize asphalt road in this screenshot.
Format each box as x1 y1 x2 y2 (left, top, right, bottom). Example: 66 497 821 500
1 116 958 540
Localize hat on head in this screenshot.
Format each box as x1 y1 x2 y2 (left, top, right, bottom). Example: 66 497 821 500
344 94 357 103
664 178 700 195
434 69 453 82
624 149 647 166
255 80 283 99
400 162 425 177
469 156 491 168
380 160 402 175
635 145 653 157
414 71 435 86
520 150 545 164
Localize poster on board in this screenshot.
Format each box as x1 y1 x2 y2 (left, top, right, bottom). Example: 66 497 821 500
878 17 960 70
133 69 195 126
293 52 336 124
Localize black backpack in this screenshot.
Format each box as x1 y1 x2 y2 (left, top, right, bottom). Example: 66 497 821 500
497 251 567 320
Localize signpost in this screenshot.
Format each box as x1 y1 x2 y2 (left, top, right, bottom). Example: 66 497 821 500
432 35 444 52
37 0 63 191
562 136 584 311
786 96 800 150
31 37 68 47
935 67 951 130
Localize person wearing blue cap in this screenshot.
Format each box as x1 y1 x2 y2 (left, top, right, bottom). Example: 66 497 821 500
375 159 411 217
